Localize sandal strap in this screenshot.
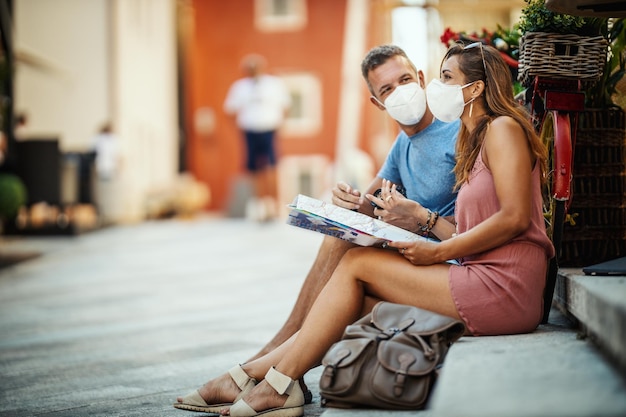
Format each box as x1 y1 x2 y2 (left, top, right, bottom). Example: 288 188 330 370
229 364 255 390
179 390 209 407
265 366 294 396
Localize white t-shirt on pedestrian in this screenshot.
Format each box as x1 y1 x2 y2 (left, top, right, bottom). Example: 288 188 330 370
224 74 291 132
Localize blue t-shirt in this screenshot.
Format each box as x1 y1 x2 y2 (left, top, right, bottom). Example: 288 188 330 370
377 119 460 217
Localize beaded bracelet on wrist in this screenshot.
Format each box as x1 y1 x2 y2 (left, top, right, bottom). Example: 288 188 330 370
417 209 439 237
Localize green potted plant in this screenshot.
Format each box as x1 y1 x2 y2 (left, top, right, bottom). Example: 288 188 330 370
517 0 625 111
517 0 608 87
518 0 605 36
0 173 27 233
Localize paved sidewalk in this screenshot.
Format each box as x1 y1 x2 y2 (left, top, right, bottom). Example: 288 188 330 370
0 217 326 417
2 217 625 417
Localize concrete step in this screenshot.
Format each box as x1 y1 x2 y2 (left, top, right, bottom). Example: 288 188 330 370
555 267 626 376
428 308 626 417
319 268 626 417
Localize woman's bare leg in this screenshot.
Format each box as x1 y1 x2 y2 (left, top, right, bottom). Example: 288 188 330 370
180 240 366 407
236 247 459 413
248 237 355 360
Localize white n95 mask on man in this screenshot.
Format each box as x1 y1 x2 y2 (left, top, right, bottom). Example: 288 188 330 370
377 82 426 126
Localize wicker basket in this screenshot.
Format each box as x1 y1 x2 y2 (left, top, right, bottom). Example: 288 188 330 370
518 32 608 87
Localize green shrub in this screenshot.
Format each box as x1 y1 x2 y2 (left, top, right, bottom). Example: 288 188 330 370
0 174 27 220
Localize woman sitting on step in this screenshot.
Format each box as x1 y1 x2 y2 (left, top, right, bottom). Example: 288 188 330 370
174 42 555 417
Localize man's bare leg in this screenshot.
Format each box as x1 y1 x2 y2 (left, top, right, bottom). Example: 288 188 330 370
245 236 355 402
247 236 355 361
176 238 363 407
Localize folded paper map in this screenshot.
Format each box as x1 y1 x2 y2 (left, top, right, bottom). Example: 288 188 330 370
286 194 428 246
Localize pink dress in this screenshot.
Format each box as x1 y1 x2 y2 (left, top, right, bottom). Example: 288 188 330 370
449 149 555 336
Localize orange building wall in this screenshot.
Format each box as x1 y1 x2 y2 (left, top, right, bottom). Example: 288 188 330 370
183 0 348 210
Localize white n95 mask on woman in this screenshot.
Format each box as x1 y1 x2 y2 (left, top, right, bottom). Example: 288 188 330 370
426 79 476 123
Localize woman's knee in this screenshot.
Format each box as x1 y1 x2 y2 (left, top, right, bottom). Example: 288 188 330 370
338 246 370 267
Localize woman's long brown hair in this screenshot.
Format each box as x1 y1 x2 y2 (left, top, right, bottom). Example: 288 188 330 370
442 43 548 190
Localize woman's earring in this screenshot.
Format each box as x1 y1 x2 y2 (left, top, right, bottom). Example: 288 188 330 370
469 101 474 118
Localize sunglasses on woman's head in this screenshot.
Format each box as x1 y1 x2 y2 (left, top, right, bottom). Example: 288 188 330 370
463 41 487 76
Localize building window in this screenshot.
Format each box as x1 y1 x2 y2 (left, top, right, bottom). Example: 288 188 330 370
255 0 307 32
280 73 321 137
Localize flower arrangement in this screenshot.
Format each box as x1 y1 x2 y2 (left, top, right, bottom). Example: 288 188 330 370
439 3 625 105
440 25 523 94
440 25 520 67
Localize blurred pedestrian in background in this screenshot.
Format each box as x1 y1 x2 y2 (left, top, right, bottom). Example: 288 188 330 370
92 122 123 224
224 54 291 222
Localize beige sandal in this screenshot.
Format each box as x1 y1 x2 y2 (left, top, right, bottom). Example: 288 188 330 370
174 364 257 413
229 366 304 417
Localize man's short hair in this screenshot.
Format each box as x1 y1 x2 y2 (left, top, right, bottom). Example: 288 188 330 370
361 45 418 95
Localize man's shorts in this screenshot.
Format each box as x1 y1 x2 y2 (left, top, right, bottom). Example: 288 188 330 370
244 130 276 172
